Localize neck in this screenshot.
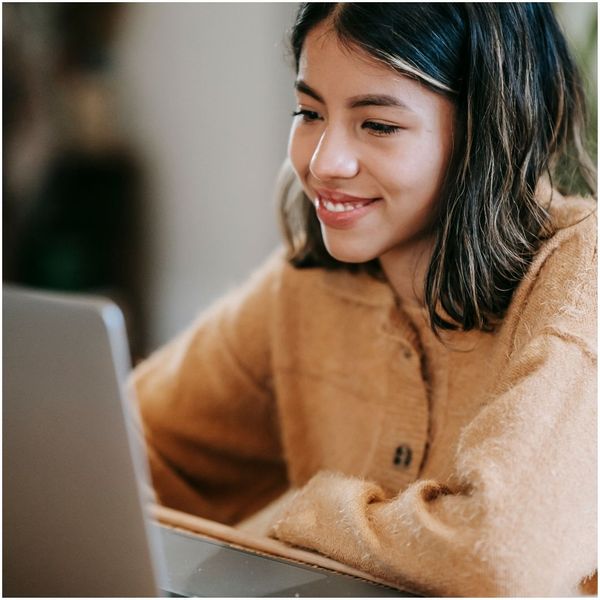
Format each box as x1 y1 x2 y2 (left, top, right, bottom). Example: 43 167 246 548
378 236 434 307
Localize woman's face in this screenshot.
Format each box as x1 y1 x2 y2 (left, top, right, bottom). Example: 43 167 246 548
288 24 456 264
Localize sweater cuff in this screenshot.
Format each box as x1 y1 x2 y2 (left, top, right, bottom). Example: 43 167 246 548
269 471 386 563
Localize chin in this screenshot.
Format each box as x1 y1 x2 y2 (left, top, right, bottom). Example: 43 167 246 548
322 237 379 264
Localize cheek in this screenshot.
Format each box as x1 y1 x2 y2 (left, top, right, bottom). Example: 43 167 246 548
384 136 451 193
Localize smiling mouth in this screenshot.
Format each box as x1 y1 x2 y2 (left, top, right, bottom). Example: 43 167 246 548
315 187 382 213
317 197 379 212
313 193 382 229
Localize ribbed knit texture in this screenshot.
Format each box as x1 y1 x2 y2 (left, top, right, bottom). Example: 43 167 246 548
131 192 597 596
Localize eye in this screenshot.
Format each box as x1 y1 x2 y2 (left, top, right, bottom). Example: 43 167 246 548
362 121 402 136
291 109 322 123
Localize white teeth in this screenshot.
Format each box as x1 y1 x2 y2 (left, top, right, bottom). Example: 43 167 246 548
322 199 364 212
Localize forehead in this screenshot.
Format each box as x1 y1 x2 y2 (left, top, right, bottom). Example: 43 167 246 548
297 23 429 105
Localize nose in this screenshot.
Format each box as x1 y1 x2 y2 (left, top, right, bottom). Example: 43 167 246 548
309 127 359 182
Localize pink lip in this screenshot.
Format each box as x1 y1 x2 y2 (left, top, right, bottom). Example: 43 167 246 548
315 188 378 204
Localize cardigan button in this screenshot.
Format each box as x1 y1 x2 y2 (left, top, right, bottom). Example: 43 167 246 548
393 444 413 468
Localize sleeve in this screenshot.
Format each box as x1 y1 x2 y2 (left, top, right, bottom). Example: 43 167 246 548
270 224 598 597
129 252 288 525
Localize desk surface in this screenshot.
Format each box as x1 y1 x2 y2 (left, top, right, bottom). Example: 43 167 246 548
157 524 415 597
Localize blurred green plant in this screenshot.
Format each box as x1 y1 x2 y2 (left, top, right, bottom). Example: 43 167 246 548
554 4 597 197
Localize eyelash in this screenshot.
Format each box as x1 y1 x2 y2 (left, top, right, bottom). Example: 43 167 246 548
291 109 321 122
291 109 402 137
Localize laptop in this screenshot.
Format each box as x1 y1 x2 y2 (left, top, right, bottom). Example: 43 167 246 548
3 286 411 597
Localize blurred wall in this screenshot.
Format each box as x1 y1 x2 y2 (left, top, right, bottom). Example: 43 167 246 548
114 4 298 352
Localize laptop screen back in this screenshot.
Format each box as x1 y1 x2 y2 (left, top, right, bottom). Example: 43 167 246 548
3 287 165 596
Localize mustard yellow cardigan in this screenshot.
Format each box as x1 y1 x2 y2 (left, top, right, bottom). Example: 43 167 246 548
132 192 597 596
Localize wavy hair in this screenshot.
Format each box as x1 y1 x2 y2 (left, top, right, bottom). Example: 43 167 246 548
279 3 596 333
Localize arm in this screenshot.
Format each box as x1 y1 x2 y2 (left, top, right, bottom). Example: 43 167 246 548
130 253 288 525
271 225 597 597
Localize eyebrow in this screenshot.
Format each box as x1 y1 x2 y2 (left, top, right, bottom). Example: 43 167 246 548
294 79 415 113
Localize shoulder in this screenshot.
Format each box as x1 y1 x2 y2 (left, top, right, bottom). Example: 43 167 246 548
534 191 596 295
517 190 596 293
505 191 597 353
545 190 596 254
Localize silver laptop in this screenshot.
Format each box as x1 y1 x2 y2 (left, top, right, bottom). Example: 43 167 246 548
3 286 408 597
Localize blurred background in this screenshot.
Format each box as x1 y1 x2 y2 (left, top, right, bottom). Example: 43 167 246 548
3 3 597 360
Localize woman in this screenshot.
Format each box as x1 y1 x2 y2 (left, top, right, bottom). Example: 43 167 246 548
132 4 597 596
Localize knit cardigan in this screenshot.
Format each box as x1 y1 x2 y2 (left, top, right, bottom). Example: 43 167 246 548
131 193 597 597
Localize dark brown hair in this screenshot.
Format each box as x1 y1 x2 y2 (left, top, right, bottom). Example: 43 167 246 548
279 3 596 333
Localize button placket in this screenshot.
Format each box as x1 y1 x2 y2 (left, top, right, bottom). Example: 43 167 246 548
365 340 430 491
